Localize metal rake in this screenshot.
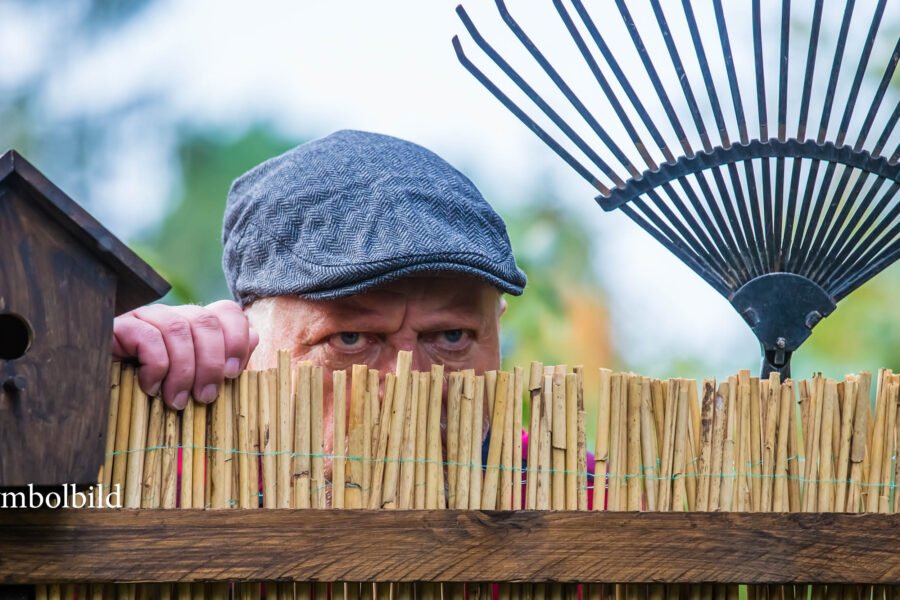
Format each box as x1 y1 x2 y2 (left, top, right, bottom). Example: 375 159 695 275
453 0 900 378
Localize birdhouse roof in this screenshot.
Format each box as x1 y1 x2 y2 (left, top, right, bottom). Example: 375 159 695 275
0 149 170 314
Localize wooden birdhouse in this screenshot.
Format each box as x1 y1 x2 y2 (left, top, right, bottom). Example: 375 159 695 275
0 150 170 488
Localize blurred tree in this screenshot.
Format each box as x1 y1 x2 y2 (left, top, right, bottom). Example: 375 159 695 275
132 126 298 304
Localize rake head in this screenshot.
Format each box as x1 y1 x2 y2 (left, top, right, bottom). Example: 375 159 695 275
454 0 900 377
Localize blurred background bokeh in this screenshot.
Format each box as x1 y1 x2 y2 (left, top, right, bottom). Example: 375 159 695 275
2 0 897 395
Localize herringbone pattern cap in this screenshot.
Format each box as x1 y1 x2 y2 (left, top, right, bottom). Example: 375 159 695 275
223 130 527 305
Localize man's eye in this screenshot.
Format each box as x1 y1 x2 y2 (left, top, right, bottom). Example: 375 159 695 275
443 329 464 343
330 332 368 352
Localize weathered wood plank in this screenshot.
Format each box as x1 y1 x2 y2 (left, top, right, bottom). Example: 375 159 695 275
0 510 898 584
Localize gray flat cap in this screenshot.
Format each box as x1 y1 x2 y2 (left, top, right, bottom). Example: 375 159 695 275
223 129 527 305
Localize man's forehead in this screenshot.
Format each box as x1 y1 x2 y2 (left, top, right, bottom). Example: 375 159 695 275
328 274 499 312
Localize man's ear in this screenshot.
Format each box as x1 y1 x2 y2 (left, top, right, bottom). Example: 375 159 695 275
498 296 508 317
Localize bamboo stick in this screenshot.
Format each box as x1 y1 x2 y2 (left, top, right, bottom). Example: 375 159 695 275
708 382 728 511
514 366 525 511
537 372 553 510
456 371 474 510
381 352 412 510
749 375 763 512
470 374 485 510
332 369 348 509
399 372 419 509
312 366 326 509
161 404 179 509
111 365 134 497
658 378 678 511
248 371 260 510
259 369 276 509
425 365 444 510
695 379 716 512
640 377 659 511
141 395 164 508
125 379 149 508
368 373 396 509
237 371 252 509
293 363 312 508
685 380 700 511
364 370 379 509
483 371 510 510
446 371 463 508
551 368 567 511
877 377 897 513
817 380 837 512
719 377 737 512
181 397 194 509
415 371 429 510
866 370 889 513
761 374 780 512
485 370 498 427
209 381 228 509
500 368 515 510
803 377 825 513
651 379 666 460
608 374 625 511
786 385 802 513
672 380 690 512
773 381 793 513
736 371 751 512
593 368 612 512
103 363 122 495
346 364 367 509
527 362 544 510
626 376 642 511
277 351 293 509
575 365 587 511
834 377 857 512
565 373 579 510
847 373 871 512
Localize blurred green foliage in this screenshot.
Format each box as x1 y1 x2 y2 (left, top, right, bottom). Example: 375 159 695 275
132 127 298 305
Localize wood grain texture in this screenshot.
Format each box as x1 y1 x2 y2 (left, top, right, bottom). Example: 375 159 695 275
0 510 898 584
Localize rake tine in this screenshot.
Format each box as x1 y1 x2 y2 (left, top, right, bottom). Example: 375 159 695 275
711 0 769 275
792 161 841 274
451 35 607 194
824 183 899 286
614 0 694 158
833 238 900 301
816 177 893 284
649 0 713 153
552 0 658 170
835 0 888 147
796 0 825 142
751 0 777 271
708 167 761 279
493 0 639 178
690 172 754 281
643 188 737 286
774 0 792 268
781 0 823 270
873 101 900 158
786 158 826 273
622 203 732 297
854 38 900 153
816 0 857 145
565 0 676 165
802 166 863 280
455 7 625 189
788 1 859 272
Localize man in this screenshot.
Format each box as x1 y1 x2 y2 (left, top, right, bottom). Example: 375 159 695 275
113 130 527 422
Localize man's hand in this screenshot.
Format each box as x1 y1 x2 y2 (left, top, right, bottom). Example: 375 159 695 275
112 300 260 410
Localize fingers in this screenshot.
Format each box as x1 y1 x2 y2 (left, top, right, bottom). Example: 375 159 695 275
111 300 257 411
131 305 197 410
206 300 254 377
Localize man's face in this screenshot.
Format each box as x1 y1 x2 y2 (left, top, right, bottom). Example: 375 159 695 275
244 274 504 452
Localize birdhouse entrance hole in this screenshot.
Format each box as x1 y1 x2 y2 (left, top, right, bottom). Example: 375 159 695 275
0 313 32 360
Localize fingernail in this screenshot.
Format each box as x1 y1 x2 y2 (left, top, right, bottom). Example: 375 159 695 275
149 382 161 397
200 383 219 403
224 357 241 378
173 391 189 411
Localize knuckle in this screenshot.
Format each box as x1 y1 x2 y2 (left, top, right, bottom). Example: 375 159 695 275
164 318 192 340
192 312 223 333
